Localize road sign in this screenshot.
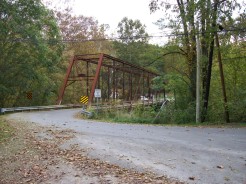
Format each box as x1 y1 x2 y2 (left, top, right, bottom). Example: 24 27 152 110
26 91 32 100
94 89 101 98
80 96 88 104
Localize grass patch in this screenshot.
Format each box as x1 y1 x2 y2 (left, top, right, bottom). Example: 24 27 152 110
85 106 156 125
79 106 246 128
0 118 15 143
156 121 246 128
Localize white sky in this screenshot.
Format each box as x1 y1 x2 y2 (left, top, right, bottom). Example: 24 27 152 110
44 0 166 44
44 0 245 45
72 0 163 34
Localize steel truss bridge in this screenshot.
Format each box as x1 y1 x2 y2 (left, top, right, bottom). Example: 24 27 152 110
57 53 164 106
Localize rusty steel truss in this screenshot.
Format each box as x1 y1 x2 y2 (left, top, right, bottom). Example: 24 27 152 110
57 53 160 105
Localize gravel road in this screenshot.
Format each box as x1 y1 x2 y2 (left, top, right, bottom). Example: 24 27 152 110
7 109 246 184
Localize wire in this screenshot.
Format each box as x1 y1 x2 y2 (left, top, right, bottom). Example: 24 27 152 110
222 56 246 60
1 28 245 43
142 55 164 67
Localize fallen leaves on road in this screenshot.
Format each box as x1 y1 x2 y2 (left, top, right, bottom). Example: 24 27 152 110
217 165 224 169
188 176 195 180
0 120 184 184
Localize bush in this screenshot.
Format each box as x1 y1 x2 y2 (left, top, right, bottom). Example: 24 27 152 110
153 102 196 124
87 101 197 125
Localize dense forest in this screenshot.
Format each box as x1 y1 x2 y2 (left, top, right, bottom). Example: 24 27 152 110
0 0 245 123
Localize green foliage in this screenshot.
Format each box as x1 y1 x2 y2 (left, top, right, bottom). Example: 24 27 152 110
207 42 246 122
153 102 195 124
0 0 63 107
86 102 244 125
1 0 244 126
87 102 196 125
149 1 245 123
117 17 149 44
90 104 157 124
113 41 163 69
152 74 196 124
113 17 163 67
152 76 165 91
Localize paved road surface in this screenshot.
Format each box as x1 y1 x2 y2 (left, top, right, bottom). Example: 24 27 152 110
7 109 246 184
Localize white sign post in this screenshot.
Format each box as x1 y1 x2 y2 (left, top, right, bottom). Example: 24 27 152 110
94 89 101 113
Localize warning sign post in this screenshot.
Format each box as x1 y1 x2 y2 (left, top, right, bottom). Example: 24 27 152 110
94 89 101 113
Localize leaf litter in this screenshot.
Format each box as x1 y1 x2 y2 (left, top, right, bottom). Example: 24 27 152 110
0 119 184 184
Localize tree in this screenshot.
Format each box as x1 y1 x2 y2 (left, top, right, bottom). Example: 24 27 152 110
150 0 198 102
53 10 114 104
208 13 246 122
55 9 112 56
149 0 241 122
0 0 63 107
117 17 149 44
113 17 149 65
223 13 246 43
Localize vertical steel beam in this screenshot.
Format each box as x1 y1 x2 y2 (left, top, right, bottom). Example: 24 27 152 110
98 68 101 89
123 63 125 100
142 73 145 97
101 67 103 101
86 61 89 96
88 53 104 106
134 74 141 100
147 74 150 98
58 53 159 106
130 73 133 101
113 61 116 100
57 56 75 105
107 67 110 101
75 60 84 96
128 73 131 101
116 68 118 100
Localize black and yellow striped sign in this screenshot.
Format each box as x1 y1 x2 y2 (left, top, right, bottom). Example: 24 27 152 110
80 96 88 104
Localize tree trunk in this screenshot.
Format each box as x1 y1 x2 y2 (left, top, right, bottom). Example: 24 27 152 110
215 33 230 123
177 0 196 102
201 0 218 122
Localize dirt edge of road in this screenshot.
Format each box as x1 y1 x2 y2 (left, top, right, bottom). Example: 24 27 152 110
0 118 184 184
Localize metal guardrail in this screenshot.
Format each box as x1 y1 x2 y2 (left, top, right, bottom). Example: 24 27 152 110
0 104 83 114
0 100 164 115
80 100 164 117
81 109 93 117
91 100 164 109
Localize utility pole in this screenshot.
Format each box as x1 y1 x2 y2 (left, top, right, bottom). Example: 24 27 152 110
196 22 201 123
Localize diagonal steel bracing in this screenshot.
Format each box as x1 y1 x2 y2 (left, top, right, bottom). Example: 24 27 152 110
57 53 160 106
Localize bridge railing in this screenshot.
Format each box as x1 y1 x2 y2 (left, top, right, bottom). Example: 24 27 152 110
0 104 82 114
0 98 165 115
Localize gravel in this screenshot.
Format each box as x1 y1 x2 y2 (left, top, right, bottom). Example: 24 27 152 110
7 109 246 184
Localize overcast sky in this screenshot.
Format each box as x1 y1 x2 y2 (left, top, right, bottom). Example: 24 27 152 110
44 0 166 44
72 0 163 34
44 0 245 45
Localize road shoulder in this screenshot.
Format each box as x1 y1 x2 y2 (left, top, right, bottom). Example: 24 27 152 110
0 117 182 184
